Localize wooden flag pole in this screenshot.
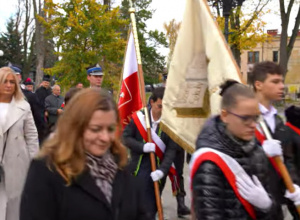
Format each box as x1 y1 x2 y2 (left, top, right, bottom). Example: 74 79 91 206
128 2 164 220
259 121 300 216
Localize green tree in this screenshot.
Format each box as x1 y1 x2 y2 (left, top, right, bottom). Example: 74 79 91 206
39 0 128 90
0 17 23 67
120 0 168 84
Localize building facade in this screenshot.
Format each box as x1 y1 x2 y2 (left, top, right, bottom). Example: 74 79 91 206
240 29 300 97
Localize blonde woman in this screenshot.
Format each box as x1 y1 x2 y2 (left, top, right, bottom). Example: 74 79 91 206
20 89 149 220
0 67 39 220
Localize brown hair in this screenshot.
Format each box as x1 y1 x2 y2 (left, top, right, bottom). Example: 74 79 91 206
220 80 255 110
0 67 24 101
64 87 82 105
250 61 284 90
40 88 127 184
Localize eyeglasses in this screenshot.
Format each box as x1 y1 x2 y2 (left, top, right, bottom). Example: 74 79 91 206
227 110 260 125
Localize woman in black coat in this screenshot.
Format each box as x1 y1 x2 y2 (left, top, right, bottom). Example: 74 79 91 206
20 88 149 220
191 81 278 220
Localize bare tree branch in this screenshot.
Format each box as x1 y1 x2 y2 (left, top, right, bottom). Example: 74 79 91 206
287 3 300 59
287 0 295 20
240 0 270 33
279 0 286 22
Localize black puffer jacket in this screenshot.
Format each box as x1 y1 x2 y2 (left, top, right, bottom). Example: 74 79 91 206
285 105 300 185
192 116 276 220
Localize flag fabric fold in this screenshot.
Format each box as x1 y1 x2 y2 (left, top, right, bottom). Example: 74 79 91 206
118 31 142 129
161 0 243 153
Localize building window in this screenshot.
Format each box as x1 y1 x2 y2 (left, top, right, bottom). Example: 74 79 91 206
273 51 278 62
248 51 259 63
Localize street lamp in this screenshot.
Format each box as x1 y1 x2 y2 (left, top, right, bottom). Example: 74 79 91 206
222 0 245 42
0 50 3 57
222 0 233 43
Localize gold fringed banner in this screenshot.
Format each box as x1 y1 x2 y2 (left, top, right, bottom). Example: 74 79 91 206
160 122 195 154
161 0 242 151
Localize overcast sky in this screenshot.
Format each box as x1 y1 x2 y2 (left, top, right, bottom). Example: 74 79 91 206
0 0 298 57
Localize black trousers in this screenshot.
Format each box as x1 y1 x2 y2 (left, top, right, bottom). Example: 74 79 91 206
287 200 300 220
136 168 164 220
160 146 186 197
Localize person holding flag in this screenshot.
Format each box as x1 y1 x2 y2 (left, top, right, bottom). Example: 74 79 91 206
122 87 179 220
252 61 300 219
190 80 276 220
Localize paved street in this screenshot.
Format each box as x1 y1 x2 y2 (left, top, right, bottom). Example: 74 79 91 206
161 162 191 220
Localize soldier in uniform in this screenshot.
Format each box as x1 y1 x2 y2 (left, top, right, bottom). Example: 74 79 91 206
86 64 104 88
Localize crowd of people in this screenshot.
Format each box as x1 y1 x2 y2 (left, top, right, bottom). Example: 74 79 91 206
1 60 300 220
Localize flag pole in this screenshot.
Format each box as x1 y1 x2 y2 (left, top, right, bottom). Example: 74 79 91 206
128 2 164 220
259 120 300 216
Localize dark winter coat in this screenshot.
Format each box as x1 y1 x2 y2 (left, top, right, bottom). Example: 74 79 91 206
44 94 64 125
20 158 149 220
258 114 292 207
285 105 300 185
192 116 276 220
35 86 52 108
22 89 47 143
122 108 178 176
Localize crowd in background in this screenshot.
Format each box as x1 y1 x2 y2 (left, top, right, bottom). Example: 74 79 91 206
2 61 300 220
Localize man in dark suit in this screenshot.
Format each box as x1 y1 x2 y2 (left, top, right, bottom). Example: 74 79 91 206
122 87 178 220
36 75 52 108
23 78 47 144
45 85 64 128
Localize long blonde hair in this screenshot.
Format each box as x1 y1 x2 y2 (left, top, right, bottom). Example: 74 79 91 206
40 88 128 184
0 67 24 101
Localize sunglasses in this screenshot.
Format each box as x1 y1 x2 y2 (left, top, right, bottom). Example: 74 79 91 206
227 110 260 125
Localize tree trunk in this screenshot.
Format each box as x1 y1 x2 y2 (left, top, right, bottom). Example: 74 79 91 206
229 6 242 67
231 46 241 68
279 0 289 77
279 23 288 76
33 0 45 87
103 0 110 11
279 0 300 78
22 0 31 79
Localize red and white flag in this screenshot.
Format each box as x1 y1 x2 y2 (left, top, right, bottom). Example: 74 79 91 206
118 31 142 129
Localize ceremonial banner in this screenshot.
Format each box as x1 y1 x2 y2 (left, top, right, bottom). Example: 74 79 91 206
118 31 142 129
161 0 243 153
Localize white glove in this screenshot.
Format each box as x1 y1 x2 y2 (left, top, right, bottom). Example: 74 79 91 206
143 143 155 153
262 139 282 157
150 170 164 182
236 174 272 210
285 184 300 205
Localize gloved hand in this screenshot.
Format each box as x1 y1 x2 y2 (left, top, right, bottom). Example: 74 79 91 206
262 139 282 157
150 170 164 182
285 184 300 205
236 174 272 210
143 143 155 153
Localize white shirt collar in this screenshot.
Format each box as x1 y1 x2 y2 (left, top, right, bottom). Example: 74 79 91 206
150 109 161 125
259 103 277 116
